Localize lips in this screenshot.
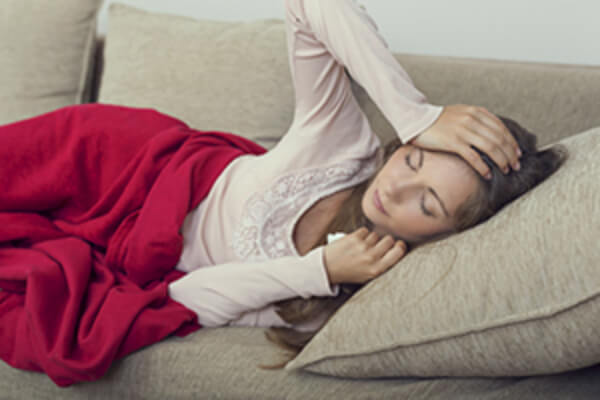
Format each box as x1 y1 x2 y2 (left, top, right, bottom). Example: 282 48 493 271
374 189 388 215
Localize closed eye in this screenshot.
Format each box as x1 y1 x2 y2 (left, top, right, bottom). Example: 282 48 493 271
406 148 435 218
421 194 434 217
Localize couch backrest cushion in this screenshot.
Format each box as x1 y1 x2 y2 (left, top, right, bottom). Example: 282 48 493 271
99 3 294 150
0 0 101 125
97 3 600 149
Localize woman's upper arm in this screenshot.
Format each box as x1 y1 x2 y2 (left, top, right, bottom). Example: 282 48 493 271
283 0 367 139
284 0 443 145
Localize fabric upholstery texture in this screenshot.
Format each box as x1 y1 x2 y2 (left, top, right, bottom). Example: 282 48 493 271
97 4 600 150
286 126 600 378
0 0 101 125
99 3 294 150
94 0 600 383
2 1 600 398
2 326 600 400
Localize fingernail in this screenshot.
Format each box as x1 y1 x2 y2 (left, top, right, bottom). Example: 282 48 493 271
514 161 521 171
485 171 492 179
517 148 523 157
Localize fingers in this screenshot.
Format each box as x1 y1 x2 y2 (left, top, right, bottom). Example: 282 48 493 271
364 231 379 246
462 107 522 177
378 240 407 269
478 107 522 156
461 129 513 175
473 111 521 170
358 232 407 280
370 235 400 260
369 236 406 275
455 140 494 179
353 226 370 239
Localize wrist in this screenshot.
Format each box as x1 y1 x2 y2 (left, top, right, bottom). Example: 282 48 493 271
321 245 338 286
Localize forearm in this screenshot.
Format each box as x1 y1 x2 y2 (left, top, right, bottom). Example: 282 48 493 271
291 0 444 143
167 246 340 327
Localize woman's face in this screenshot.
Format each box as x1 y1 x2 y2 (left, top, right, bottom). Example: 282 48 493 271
362 144 480 244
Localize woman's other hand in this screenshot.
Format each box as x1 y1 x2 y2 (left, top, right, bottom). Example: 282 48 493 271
323 227 407 285
409 104 522 180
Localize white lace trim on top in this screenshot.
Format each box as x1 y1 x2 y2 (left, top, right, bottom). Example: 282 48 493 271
232 156 379 261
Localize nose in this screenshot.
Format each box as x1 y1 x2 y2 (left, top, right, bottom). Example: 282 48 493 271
383 176 423 204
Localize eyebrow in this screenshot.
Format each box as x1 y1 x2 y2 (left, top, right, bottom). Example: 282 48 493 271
418 148 450 218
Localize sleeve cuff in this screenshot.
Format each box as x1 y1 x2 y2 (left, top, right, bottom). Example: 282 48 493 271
307 246 341 297
394 103 445 145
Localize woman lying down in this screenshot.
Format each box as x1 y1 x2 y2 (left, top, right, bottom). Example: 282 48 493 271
0 0 568 383
168 0 567 369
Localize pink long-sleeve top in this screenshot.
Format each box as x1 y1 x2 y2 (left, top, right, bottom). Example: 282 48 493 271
167 0 444 332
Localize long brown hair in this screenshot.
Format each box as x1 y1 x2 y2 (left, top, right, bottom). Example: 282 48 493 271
257 115 569 369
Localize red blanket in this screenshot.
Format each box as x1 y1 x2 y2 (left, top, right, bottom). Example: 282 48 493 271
0 103 266 386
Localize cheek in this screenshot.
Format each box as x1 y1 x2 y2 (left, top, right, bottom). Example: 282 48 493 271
390 204 440 237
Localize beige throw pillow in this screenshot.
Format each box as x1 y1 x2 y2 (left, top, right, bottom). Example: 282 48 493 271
284 126 600 378
99 3 295 150
0 0 101 125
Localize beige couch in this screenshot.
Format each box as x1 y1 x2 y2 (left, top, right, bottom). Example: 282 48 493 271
2 1 600 398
